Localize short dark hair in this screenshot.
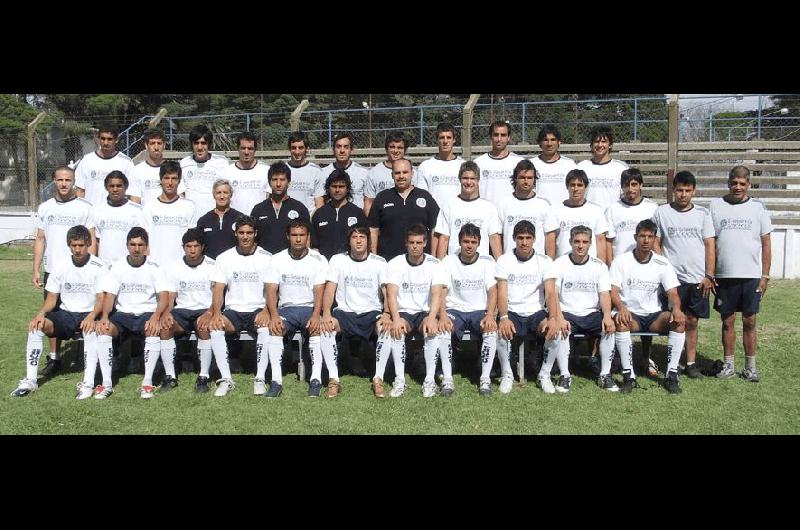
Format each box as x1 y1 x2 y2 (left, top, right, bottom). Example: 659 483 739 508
182 228 206 247
333 132 354 149
565 169 589 187
235 215 257 232
489 120 510 136
536 124 562 143
588 125 614 146
52 166 75 180
459 160 480 179
436 122 457 140
325 169 353 201
673 170 696 188
160 160 182 180
346 225 371 255
635 219 658 236
513 220 536 238
189 125 213 146
66 225 91 246
620 167 643 187
268 161 292 182
96 124 119 137
237 131 258 147
569 225 592 242
729 165 750 181
127 226 149 245
384 131 409 150
143 128 166 143
104 170 128 189
458 223 481 241
405 223 428 241
288 131 309 148
511 159 537 189
286 219 311 235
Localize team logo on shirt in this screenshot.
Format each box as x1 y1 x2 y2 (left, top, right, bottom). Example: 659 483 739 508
482 170 489 178
179 281 187 289
507 215 515 223
91 170 99 180
402 282 409 290
416 198 427 208
432 176 439 183
455 219 462 227
564 282 573 289
508 274 515 282
347 217 358 226
64 282 72 290
232 272 239 279
232 180 239 188
378 182 387 190
187 170 194 179
287 210 299 220
152 216 159 223
47 215 54 223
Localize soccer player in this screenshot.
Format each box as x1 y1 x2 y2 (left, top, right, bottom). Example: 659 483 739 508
709 166 772 382
439 223 498 396
91 170 146 265
495 220 566 395
265 220 331 398
553 225 618 392
33 165 96 377
531 124 577 205
180 124 231 215
225 131 270 216
195 179 245 259
364 132 413 216
208 216 272 397
604 167 657 264
610 219 686 394
311 169 367 260
74 124 135 207
142 161 197 267
652 170 716 380
158 228 217 393
11 225 105 399
95 227 171 399
320 225 392 398
128 128 185 205
286 131 322 214
251 161 311 254
576 126 629 212
434 160 503 259
497 158 554 256
475 120 524 205
315 133 369 209
385 224 448 398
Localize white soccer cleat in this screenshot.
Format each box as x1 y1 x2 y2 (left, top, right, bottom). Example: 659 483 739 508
75 382 94 400
93 385 113 400
422 379 438 398
253 378 267 396
214 378 235 397
389 378 406 398
499 374 514 394
538 374 556 394
140 385 156 399
10 378 38 397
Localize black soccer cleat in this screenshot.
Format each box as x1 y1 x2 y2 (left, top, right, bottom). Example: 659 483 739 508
160 375 179 392
195 376 210 394
266 381 283 398
663 371 682 394
308 379 322 398
621 374 639 394
42 358 62 378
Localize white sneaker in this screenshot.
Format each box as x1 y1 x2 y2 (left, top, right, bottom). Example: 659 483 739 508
214 378 235 397
140 385 156 399
75 382 94 400
478 377 492 396
499 374 514 394
10 378 38 397
93 385 113 400
538 374 556 394
253 378 267 396
422 379 438 398
389 378 406 398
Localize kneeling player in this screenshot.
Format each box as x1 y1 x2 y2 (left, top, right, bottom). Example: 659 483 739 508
610 219 686 394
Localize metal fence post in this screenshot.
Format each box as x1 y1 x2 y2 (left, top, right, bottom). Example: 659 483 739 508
327 112 333 150
27 112 47 210
246 113 251 132
521 103 527 144
633 98 639 141
756 95 763 139
169 118 174 150
462 94 481 159
419 107 424 145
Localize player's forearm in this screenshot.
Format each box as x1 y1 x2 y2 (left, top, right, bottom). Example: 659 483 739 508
496 281 509 316
89 229 98 256
599 291 612 317
369 228 379 254
428 285 444 318
490 234 503 259
436 235 449 259
32 235 45 273
312 285 325 316
544 279 562 319
704 238 716 277
545 232 556 260
610 288 625 312
596 234 608 265
321 283 336 317
363 197 373 217
761 234 772 276
486 285 498 318
153 292 169 318
386 286 400 320
266 285 280 319
101 293 116 317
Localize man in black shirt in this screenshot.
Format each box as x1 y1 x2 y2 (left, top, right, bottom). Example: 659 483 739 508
311 169 368 259
195 179 245 259
368 158 439 261
250 161 310 254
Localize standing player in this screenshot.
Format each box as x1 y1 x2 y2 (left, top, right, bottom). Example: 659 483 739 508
475 120 524 205
195 179 245 259
11 226 105 399
74 124 135 207
143 161 197 267
311 169 367 260
384 224 448 398
439 224 498 396
709 166 772 382
251 161 311 254
128 128 185 206
91 171 146 265
364 132 413 216
652 170 716 379
286 132 322 214
265 220 330 398
576 126 629 212
497 159 554 256
225 131 270 216
531 125 577 205
315 133 369 209
180 125 231 215
610 220 686 394
604 168 658 264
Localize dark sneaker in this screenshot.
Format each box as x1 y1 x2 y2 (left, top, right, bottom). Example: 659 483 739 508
556 375 572 394
42 358 62 378
621 375 639 394
195 376 210 394
716 363 736 379
266 381 283 398
685 363 704 379
663 371 682 394
598 374 619 392
160 375 179 392
741 367 760 383
308 378 322 398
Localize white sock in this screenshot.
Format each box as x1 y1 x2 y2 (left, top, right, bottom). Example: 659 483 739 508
160 338 176 378
268 335 284 384
374 333 391 379
97 334 113 387
480 331 498 379
82 331 98 386
556 337 571 377
197 339 212 378
667 331 686 375
615 331 635 378
49 350 58 360
497 337 513 377
391 336 406 383
438 332 453 380
210 330 232 380
142 336 161 386
423 334 438 383
309 335 322 382
255 327 270 380
321 333 339 381
539 338 560 377
599 333 615 376
25 330 45 381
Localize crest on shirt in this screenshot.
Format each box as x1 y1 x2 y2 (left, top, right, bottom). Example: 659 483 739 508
47 215 54 223
564 282 573 289
347 216 358 226
402 282 409 290
187 170 194 179
454 219 462 228
453 279 461 288
179 281 187 289
64 282 72 290
719 219 728 229
507 215 515 223
416 198 426 208
508 274 515 282
482 170 489 178
432 176 439 183
232 180 239 188
91 170 98 179
152 216 159 223
233 272 239 279
667 227 675 236
288 210 299 220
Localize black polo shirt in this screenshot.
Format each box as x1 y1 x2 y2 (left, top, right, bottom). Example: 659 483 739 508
250 196 310 254
368 186 439 261
195 208 245 259
311 201 368 260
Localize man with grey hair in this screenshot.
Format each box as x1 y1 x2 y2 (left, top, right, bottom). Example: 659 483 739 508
196 178 245 259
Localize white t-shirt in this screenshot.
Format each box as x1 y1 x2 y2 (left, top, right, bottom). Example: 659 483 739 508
442 253 496 313
102 257 171 315
365 161 417 199
475 152 524 206
709 197 773 279
142 197 197 269
605 198 658 258
226 161 270 216
531 155 577 205
435 196 502 257
546 200 609 259
265 249 328 308
287 161 322 214
180 153 231 215
74 151 135 207
35 196 95 273
609 251 679 316
128 161 186 206
576 158 628 212
652 203 715 284
496 194 554 255
495 251 555 317
212 246 272 313
91 200 146 265
415 156 464 211
553 254 610 317
386 253 448 313
317 161 369 209
326 252 387 313
45 255 106 313
166 256 216 311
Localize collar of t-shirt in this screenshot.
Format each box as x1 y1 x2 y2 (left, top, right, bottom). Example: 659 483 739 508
632 250 653 265
568 254 589 266
723 196 751 206
72 255 91 268
513 249 535 263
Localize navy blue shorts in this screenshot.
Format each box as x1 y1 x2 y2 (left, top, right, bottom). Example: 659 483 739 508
447 310 487 340
279 306 314 336
46 311 90 339
677 282 710 319
507 310 548 338
110 311 155 337
714 278 762 315
333 308 381 341
631 311 664 332
399 311 429 333
172 308 207 334
563 311 604 336
223 309 262 334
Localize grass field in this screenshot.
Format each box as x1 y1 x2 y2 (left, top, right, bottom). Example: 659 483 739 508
1 246 798 435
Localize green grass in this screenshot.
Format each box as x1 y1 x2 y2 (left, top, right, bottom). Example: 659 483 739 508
1 251 798 434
